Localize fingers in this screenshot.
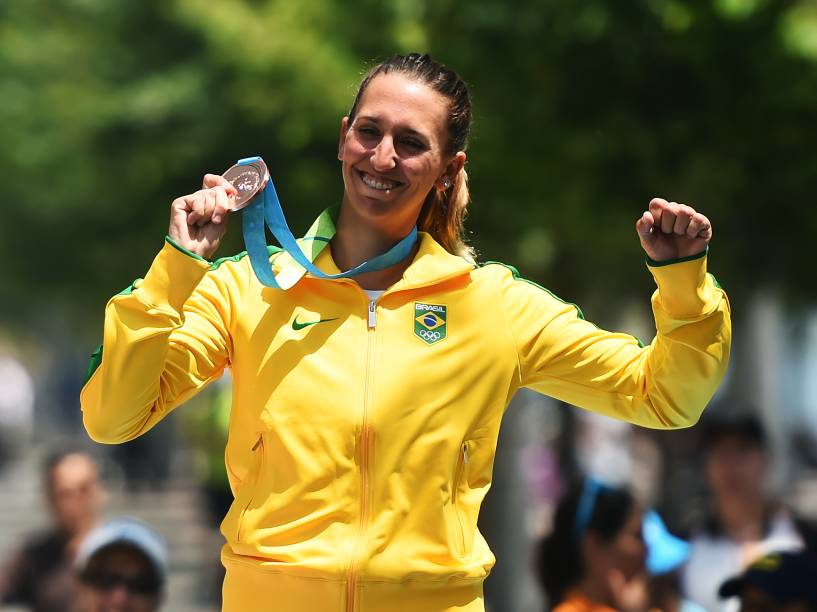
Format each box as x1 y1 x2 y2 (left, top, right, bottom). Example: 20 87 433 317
607 569 626 594
212 186 231 225
647 198 710 238
687 212 712 240
169 175 237 259
672 204 694 236
660 205 676 234
635 211 655 241
179 187 235 227
184 193 208 227
648 198 667 230
202 174 237 223
202 173 237 193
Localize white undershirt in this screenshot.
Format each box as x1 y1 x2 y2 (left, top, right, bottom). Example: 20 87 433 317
364 289 385 302
682 509 804 612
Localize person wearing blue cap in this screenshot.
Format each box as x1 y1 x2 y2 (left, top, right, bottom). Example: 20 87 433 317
718 550 817 612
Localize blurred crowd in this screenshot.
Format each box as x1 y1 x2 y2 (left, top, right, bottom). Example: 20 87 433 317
0 451 167 611
532 410 817 612
1 395 817 611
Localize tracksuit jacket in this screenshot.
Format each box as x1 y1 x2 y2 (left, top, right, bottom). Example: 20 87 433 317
80 209 731 612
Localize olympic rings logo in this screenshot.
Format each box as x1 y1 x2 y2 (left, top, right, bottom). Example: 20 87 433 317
419 330 442 341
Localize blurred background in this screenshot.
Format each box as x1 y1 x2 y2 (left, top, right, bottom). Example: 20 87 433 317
1 0 817 610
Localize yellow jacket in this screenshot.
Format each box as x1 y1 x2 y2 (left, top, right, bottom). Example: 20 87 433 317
81 209 731 611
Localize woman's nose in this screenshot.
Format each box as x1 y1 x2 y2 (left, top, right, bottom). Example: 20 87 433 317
371 136 397 171
106 585 131 606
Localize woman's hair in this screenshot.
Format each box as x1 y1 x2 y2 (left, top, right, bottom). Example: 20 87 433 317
536 479 636 607
348 53 475 262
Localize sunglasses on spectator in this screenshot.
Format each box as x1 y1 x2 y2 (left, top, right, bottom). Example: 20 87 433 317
82 570 160 595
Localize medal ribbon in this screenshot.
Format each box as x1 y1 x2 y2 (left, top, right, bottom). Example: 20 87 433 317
238 156 418 289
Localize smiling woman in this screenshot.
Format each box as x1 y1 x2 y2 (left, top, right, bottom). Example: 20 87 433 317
332 56 473 292
80 53 731 612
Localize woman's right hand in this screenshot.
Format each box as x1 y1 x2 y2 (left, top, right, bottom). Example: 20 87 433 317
168 174 238 260
607 569 652 612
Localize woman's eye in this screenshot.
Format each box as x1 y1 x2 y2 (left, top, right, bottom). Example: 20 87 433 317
357 126 378 136
401 139 424 150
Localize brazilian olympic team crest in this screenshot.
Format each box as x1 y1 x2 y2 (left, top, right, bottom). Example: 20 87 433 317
414 302 447 345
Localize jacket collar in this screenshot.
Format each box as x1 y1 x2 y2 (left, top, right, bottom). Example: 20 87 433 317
271 208 473 292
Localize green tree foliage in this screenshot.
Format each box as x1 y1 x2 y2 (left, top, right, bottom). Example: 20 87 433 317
1 0 816 333
431 0 817 303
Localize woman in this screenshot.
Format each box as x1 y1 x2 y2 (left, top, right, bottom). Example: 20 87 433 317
538 481 648 612
538 481 705 612
80 53 731 611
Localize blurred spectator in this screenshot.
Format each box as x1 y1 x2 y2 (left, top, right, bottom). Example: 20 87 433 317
74 518 167 612
682 414 817 611
717 550 817 612
537 479 706 612
0 354 35 471
537 479 648 612
0 449 105 611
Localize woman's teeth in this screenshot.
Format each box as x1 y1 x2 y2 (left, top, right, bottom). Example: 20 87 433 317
361 172 399 191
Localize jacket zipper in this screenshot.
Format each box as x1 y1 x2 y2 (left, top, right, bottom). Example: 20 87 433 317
347 298 377 612
236 432 264 543
452 442 469 556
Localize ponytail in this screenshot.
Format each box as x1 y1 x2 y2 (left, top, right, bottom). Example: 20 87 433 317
417 166 474 262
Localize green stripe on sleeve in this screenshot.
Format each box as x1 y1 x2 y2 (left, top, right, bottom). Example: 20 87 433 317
482 260 646 347
164 235 209 262
84 344 103 384
481 260 586 320
645 246 708 268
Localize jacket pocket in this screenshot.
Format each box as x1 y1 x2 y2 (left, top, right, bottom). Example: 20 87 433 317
235 432 265 544
451 441 470 557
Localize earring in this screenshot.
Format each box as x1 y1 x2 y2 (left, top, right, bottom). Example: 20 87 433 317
441 178 452 189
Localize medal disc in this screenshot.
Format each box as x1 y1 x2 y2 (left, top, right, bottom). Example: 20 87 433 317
223 159 270 211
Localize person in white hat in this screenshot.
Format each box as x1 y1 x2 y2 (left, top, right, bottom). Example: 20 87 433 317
74 518 167 612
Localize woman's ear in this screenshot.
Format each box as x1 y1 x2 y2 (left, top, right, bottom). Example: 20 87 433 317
435 151 467 190
338 116 350 161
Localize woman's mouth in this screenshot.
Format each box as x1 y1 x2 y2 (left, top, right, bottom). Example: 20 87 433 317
358 170 402 191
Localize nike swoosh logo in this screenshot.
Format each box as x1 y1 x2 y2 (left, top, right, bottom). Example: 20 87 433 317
292 316 338 331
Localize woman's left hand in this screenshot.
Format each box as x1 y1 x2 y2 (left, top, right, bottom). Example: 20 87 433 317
635 197 712 262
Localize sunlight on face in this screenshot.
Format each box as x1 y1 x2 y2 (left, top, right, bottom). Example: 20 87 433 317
607 508 647 580
338 73 458 236
49 453 104 535
706 436 767 499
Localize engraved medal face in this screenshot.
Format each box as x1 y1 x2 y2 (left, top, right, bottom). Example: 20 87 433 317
223 159 269 211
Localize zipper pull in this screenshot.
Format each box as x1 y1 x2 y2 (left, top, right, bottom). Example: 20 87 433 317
368 300 377 329
252 433 263 451
462 443 469 464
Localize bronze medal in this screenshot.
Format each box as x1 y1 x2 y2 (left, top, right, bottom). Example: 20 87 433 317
222 159 270 211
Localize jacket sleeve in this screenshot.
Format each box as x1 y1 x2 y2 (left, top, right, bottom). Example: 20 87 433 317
80 239 243 443
498 252 731 428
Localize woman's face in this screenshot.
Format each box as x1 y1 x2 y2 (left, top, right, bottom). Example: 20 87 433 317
606 507 648 580
586 506 647 582
338 72 465 237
